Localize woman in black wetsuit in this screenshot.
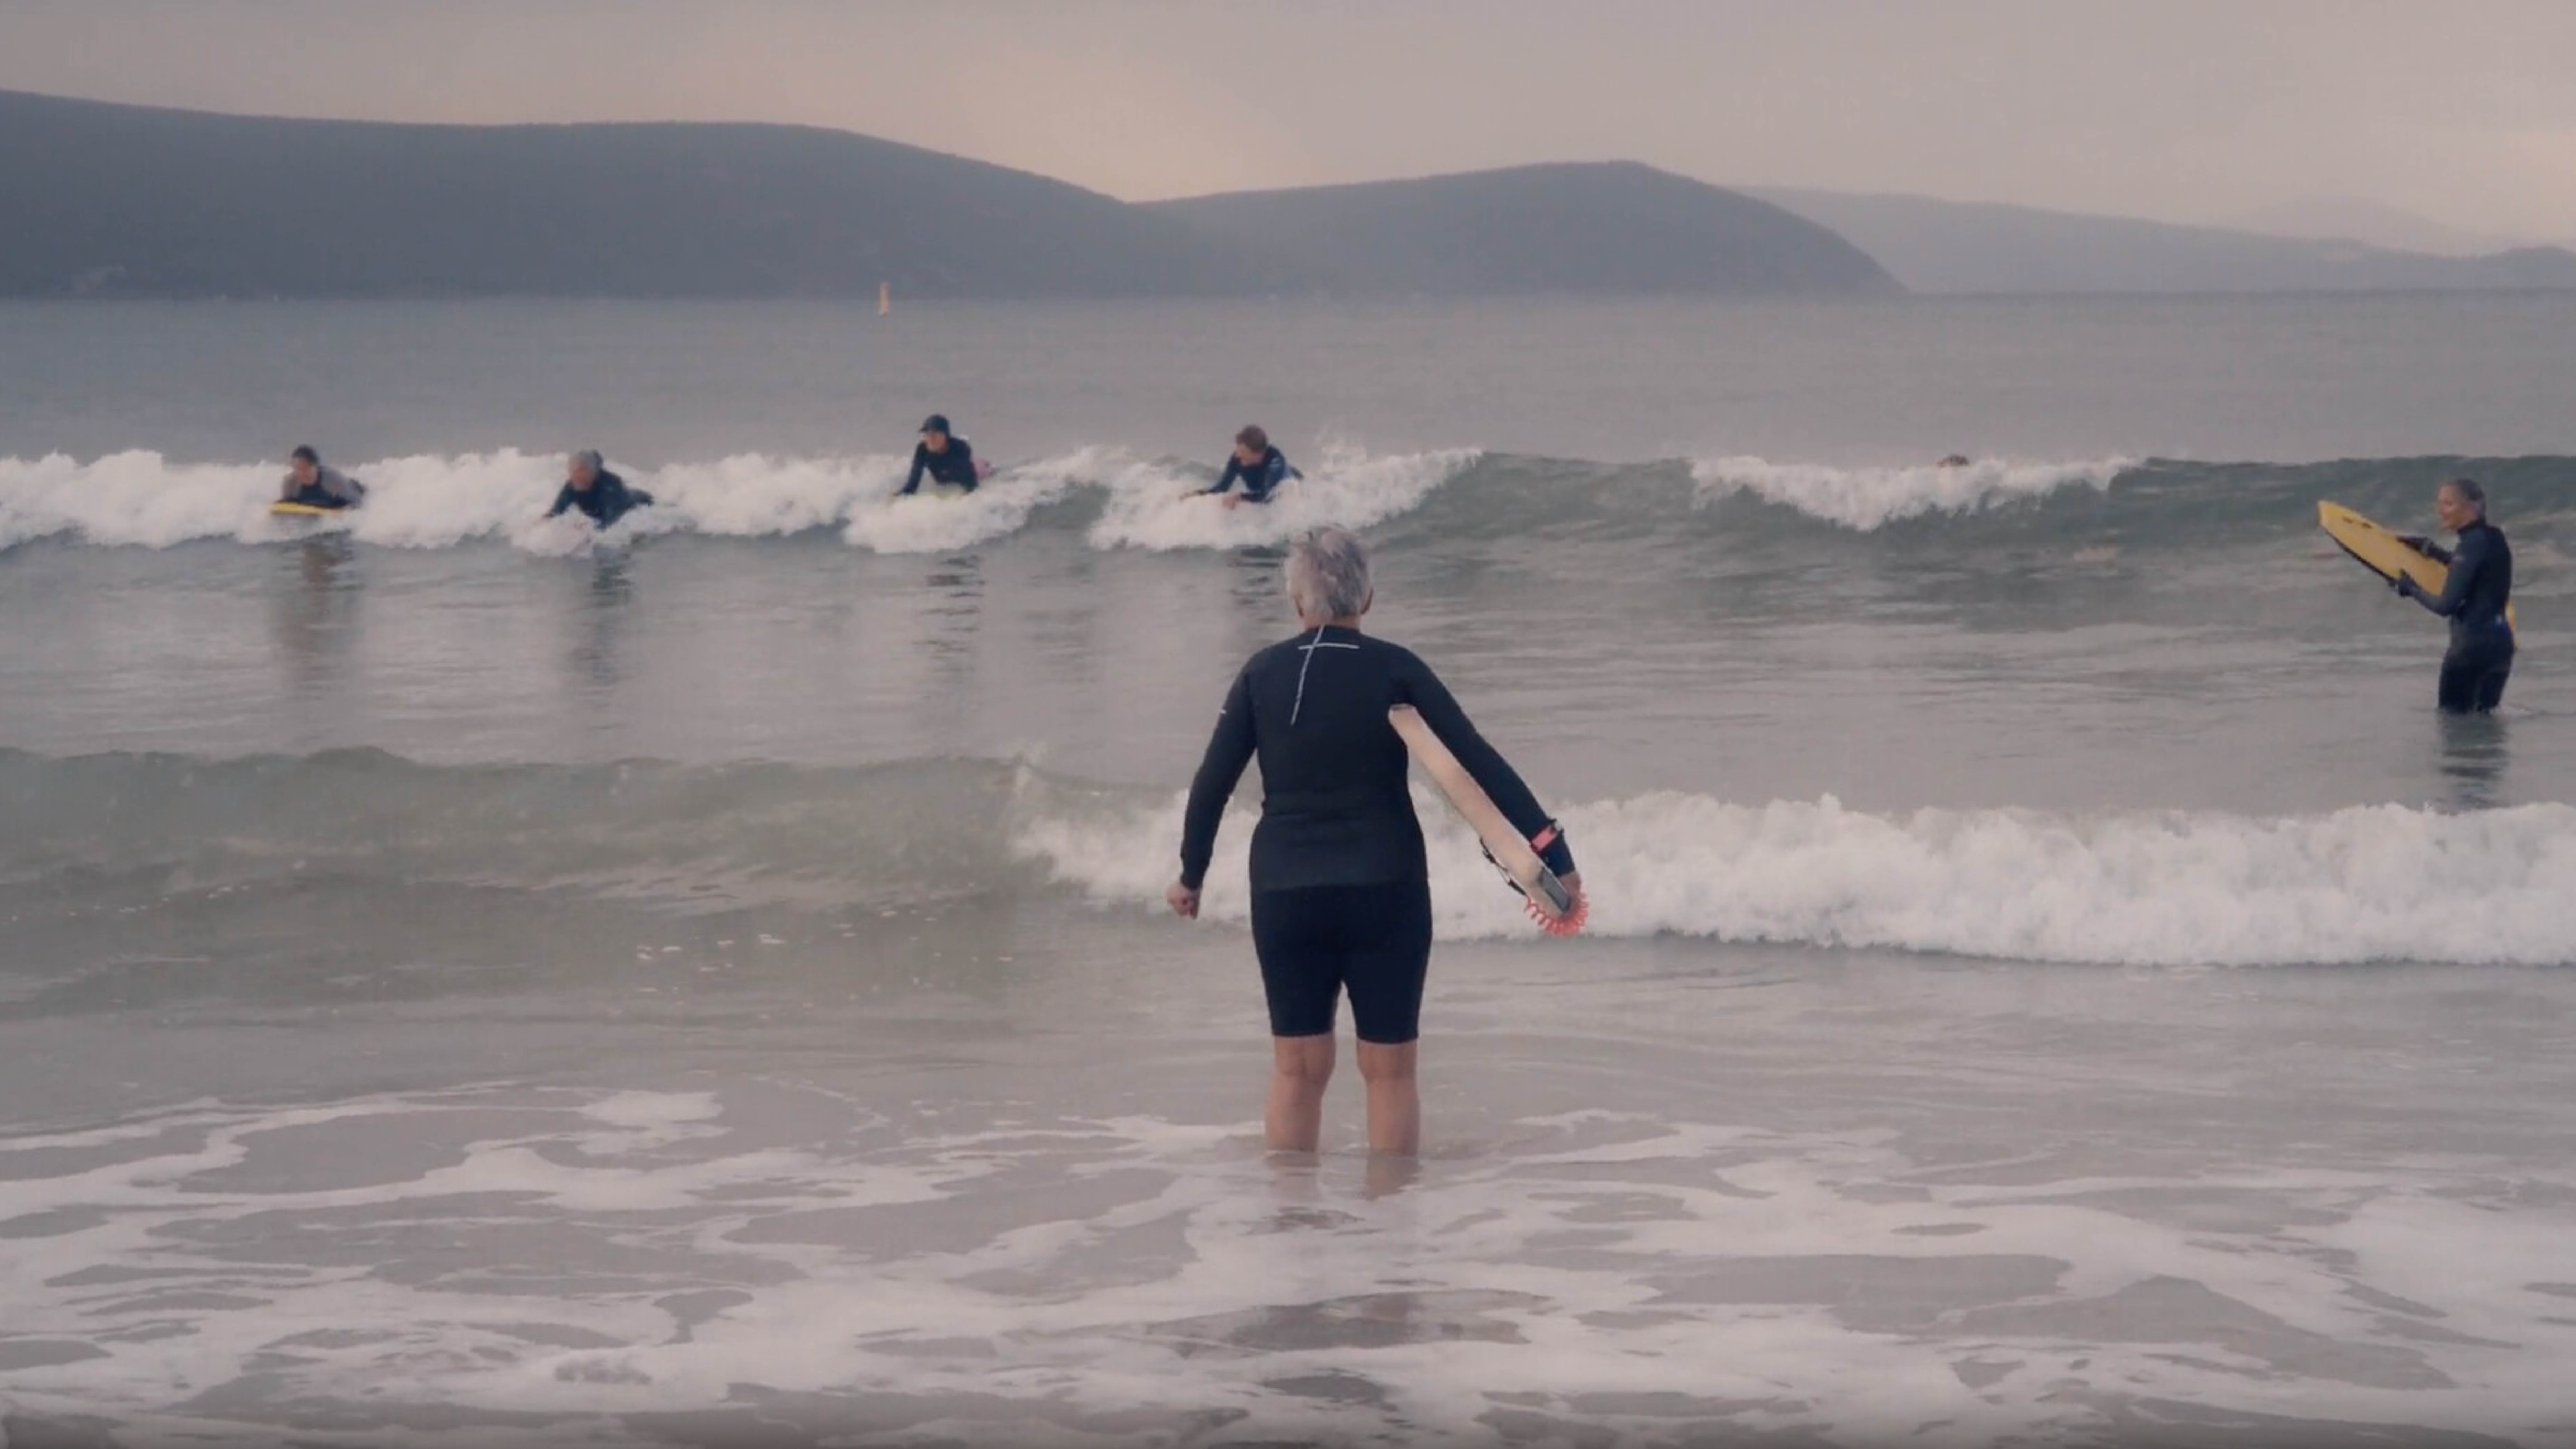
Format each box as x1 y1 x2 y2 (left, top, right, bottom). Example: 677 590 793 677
1166 527 1582 1157
2396 478 2514 713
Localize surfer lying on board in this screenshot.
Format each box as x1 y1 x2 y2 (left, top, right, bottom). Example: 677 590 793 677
897 414 986 496
2396 478 2514 714
1168 526 1581 1157
1203 425 1301 510
280 446 366 510
545 450 653 528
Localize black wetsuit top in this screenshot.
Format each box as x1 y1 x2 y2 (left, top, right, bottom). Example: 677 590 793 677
900 438 979 495
282 465 365 510
546 469 650 527
1207 446 1299 504
2410 521 2514 649
1179 626 1575 894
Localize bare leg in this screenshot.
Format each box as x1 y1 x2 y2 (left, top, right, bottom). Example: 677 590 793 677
1356 1040 1420 1156
1267 1034 1335 1151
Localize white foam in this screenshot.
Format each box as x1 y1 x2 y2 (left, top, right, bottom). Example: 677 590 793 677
1085 444 1481 550
0 446 1473 555
1689 455 2131 531
1017 789 2576 967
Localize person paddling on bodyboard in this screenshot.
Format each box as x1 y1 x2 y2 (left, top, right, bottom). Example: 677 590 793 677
279 445 367 511
897 414 992 497
545 450 653 529
1202 424 1302 511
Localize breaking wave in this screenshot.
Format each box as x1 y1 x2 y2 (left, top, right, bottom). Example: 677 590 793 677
13 750 2569 969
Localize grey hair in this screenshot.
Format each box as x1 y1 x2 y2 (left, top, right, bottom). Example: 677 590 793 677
1286 527 1373 621
2440 477 2487 518
573 449 604 471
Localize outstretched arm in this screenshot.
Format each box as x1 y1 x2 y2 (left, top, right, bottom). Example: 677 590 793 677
1205 458 1245 497
1177 668 1257 894
897 445 927 497
544 484 575 519
1399 660 1576 878
2402 529 2486 617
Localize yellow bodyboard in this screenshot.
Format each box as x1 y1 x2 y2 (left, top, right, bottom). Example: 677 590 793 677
269 501 340 517
2318 501 2514 632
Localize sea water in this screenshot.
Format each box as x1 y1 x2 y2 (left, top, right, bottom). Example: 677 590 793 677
0 296 2572 1446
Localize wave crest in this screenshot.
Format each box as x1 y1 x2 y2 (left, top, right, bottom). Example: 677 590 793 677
1020 787 2576 967
1690 455 2130 530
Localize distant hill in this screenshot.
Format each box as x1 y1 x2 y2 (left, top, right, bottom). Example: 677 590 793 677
0 92 1897 300
1749 187 2576 295
1150 163 1899 298
0 89 1259 299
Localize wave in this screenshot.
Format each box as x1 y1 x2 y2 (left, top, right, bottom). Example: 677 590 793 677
0 446 1482 556
1690 455 2130 530
1023 787 2576 967
13 750 2571 968
3 449 2565 562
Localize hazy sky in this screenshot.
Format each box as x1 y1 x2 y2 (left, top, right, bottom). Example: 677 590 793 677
7 0 2576 241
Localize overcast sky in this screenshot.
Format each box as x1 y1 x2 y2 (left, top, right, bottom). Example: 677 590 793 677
7 0 2575 242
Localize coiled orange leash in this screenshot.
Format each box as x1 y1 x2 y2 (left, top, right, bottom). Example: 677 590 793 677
1488 824 1588 936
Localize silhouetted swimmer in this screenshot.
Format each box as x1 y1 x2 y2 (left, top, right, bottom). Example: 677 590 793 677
1204 425 1302 510
280 445 366 509
2396 478 2514 714
1936 454 1972 469
545 450 653 528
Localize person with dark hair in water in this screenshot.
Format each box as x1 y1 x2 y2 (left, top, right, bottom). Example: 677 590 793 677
280 445 366 509
2396 477 2514 714
1204 425 1301 510
898 414 984 496
545 450 653 528
1167 527 1580 1158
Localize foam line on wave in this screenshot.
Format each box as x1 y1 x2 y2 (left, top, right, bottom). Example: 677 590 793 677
0 446 1479 554
1017 788 2576 967
1084 444 1483 551
1690 455 2133 531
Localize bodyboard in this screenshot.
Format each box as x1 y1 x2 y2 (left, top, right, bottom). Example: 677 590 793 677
1387 705 1580 930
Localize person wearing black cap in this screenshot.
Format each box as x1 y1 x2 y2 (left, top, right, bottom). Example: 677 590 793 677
1203 425 1301 510
898 415 983 497
280 446 367 510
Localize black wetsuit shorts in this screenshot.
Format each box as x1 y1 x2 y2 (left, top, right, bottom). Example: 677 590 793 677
1249 880 1434 1043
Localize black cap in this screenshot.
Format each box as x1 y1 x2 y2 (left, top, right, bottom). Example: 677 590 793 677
290 445 320 464
921 414 950 434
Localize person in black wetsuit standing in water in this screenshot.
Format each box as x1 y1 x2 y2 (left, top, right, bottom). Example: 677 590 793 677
1203 424 1301 510
2396 477 2514 713
1167 527 1582 1158
545 450 653 528
897 414 982 496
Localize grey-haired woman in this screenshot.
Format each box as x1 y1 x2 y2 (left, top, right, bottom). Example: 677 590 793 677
1169 527 1581 1156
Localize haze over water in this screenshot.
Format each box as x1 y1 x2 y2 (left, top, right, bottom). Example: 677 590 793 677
3 294 2574 1446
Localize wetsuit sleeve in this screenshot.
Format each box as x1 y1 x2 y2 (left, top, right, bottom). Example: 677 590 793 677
953 439 975 483
899 444 928 497
2411 528 2487 618
545 483 576 518
1178 667 1257 892
1208 458 1246 497
1398 658 1576 877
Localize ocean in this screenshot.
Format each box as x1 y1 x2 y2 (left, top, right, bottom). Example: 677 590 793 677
1 294 2572 1447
